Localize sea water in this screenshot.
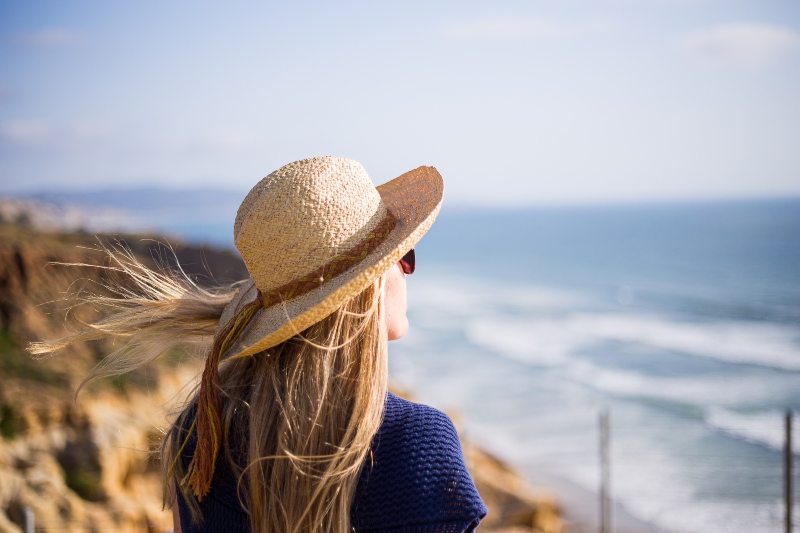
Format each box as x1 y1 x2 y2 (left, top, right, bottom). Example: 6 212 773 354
95 193 800 532
386 199 800 533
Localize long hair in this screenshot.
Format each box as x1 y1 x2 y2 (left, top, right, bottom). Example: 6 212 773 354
29 244 389 533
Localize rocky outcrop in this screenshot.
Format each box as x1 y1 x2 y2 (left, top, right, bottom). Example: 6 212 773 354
467 446 563 533
0 375 190 533
0 224 238 533
0 222 563 533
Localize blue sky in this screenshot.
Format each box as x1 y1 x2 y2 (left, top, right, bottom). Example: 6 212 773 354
0 0 798 205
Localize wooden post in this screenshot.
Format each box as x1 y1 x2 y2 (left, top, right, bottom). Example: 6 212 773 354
600 410 611 533
787 410 794 533
23 506 34 533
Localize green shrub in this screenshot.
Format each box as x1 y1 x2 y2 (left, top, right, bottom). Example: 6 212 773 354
63 465 105 502
0 403 16 440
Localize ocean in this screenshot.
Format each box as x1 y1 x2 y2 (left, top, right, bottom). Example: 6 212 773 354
388 199 800 533
29 191 800 532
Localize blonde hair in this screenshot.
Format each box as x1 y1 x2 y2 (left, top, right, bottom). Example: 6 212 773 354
30 244 389 533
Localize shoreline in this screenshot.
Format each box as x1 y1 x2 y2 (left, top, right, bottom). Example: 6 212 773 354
521 467 663 533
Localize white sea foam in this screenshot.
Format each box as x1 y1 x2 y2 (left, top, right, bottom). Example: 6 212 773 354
705 406 800 452
562 360 794 408
458 314 796 406
464 312 800 371
573 314 800 371
466 318 577 366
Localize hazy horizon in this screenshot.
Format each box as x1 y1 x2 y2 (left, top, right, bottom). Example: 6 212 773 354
4 183 800 209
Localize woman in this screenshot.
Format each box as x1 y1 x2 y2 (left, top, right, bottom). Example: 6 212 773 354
31 157 487 533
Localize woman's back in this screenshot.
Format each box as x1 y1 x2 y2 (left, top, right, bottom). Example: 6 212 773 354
178 393 487 533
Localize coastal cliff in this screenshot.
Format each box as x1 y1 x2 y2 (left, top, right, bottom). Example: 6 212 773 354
0 222 563 533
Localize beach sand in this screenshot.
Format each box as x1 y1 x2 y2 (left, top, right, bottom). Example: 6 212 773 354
525 469 662 533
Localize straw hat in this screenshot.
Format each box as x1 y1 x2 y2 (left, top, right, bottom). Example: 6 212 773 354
222 156 443 359
182 156 443 498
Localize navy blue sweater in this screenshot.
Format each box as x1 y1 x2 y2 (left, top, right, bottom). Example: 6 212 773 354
177 393 487 532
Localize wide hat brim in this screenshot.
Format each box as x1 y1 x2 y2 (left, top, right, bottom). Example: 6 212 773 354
217 165 443 360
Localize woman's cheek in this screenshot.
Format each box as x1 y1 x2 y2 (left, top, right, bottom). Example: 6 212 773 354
384 264 409 341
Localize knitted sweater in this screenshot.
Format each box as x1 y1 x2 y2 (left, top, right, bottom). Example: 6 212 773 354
177 393 487 532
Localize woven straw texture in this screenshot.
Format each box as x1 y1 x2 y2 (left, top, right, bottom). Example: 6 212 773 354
235 158 389 290
220 157 443 359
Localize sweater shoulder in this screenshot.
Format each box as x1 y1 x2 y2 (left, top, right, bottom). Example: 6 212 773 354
351 393 487 532
381 392 460 444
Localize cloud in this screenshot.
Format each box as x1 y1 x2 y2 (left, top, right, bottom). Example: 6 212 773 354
677 23 800 67
9 28 85 47
441 17 616 40
0 119 55 145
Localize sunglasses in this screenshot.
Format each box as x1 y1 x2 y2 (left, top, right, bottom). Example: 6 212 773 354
399 249 415 275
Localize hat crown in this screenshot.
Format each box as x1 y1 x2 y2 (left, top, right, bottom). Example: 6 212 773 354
234 157 388 292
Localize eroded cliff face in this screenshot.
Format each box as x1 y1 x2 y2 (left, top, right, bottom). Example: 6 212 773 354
0 373 193 533
0 224 562 533
0 226 237 533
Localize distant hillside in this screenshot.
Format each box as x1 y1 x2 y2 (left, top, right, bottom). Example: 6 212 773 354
4 188 246 248
30 188 245 213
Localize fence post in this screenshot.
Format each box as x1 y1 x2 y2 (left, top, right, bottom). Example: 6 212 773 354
787 410 794 533
600 410 612 533
23 506 34 533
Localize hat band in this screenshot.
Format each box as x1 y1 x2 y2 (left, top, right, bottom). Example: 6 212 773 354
178 211 398 500
257 212 397 309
